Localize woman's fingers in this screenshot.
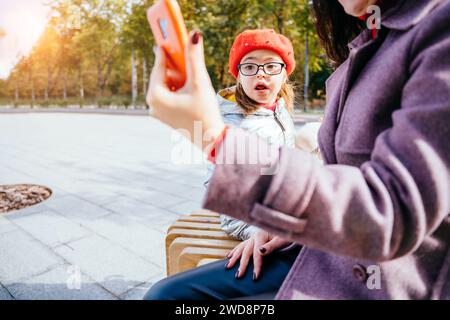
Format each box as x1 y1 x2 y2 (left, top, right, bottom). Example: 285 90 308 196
184 30 210 90
146 46 173 114
259 236 290 256
147 46 165 96
226 242 246 269
226 244 238 259
236 239 254 278
252 235 267 281
227 233 286 280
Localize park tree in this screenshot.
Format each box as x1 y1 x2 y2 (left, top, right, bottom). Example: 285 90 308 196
2 0 329 111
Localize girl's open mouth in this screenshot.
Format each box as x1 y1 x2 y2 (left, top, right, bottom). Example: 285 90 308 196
255 84 269 91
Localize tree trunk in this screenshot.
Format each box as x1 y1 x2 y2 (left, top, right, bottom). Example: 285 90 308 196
78 66 84 107
303 33 309 112
275 0 286 34
97 62 103 99
142 55 147 98
96 56 104 101
29 66 35 108
14 78 19 103
131 48 138 108
63 71 67 101
96 44 118 104
31 85 35 107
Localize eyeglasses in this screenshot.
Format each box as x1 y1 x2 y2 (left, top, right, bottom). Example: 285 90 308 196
237 62 286 76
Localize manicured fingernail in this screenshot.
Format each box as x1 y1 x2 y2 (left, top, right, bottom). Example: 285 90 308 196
259 247 266 254
235 270 240 279
225 262 229 269
152 45 157 54
253 272 257 281
191 31 201 45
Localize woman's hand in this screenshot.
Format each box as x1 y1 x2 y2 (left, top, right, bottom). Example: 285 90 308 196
225 230 291 281
146 31 226 154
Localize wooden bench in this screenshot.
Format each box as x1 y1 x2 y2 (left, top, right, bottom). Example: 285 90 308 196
165 209 241 276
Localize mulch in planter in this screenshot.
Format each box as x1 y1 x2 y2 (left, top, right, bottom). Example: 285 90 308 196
0 184 52 214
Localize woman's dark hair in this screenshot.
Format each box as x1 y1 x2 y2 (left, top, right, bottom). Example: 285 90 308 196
312 0 365 68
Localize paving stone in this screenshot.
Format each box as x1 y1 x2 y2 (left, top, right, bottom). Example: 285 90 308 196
178 186 206 203
81 213 166 267
2 201 49 218
119 274 165 300
167 200 203 215
54 234 160 296
0 284 14 300
6 265 116 300
146 179 193 196
176 174 209 188
155 163 207 175
101 195 162 217
76 190 123 207
0 216 18 235
0 230 63 286
124 188 185 209
7 209 91 248
0 170 35 185
140 209 180 234
44 194 113 222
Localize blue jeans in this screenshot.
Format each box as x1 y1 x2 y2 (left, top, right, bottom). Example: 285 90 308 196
143 244 301 300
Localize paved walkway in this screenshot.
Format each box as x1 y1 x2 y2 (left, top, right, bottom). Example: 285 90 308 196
0 105 324 124
0 113 209 300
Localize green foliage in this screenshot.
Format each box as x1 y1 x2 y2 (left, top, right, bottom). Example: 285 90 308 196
1 0 329 110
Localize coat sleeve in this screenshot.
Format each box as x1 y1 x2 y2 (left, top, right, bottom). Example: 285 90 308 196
204 163 258 241
202 15 450 262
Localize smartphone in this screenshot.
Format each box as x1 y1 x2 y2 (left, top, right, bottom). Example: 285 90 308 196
147 0 188 91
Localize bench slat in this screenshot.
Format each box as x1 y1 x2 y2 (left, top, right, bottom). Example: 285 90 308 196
165 228 236 275
167 237 239 275
178 247 229 274
177 215 222 224
168 221 223 232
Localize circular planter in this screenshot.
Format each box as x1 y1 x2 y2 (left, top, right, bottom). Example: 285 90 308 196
0 184 52 214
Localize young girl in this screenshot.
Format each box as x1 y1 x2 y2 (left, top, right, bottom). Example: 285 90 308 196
145 29 301 300
205 29 297 242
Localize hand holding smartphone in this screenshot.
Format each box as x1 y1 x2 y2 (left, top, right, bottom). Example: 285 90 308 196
147 0 188 91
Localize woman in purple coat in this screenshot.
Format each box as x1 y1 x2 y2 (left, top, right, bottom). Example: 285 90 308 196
145 0 450 300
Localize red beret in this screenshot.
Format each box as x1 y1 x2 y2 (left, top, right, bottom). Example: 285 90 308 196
228 29 296 79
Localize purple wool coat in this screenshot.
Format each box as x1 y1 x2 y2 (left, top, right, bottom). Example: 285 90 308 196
202 0 450 299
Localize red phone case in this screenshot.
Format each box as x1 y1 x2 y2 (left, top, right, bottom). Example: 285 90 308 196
147 0 188 91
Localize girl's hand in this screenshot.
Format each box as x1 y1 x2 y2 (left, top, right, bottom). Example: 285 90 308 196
146 31 226 154
225 230 291 281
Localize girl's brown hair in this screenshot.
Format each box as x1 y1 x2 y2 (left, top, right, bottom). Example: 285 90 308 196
235 79 295 115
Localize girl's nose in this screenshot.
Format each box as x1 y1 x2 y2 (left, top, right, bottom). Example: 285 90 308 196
256 70 267 78
252 65 266 77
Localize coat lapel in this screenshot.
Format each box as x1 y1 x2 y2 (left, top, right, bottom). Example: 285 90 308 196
336 28 388 124
319 29 386 165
